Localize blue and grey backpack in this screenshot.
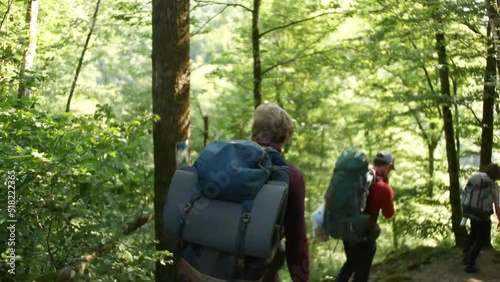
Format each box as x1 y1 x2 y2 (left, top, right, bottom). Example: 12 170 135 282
163 140 290 281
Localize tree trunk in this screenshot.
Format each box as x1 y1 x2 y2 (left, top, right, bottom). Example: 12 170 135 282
65 0 101 112
0 0 14 73
480 0 499 249
252 0 262 108
203 115 209 147
413 113 440 198
480 0 497 168
152 0 190 281
434 29 467 246
427 144 436 197
496 0 500 84
17 0 39 99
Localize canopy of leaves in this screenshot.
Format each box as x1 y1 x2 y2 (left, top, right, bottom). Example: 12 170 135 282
1 0 500 280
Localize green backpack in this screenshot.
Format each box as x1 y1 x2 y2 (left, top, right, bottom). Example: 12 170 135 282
323 150 378 244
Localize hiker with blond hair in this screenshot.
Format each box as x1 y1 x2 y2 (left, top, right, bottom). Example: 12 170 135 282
252 104 309 282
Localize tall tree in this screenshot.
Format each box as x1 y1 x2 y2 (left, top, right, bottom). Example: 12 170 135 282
18 0 39 99
152 0 190 281
433 8 467 246
0 0 14 74
480 0 498 168
479 0 499 249
252 0 262 108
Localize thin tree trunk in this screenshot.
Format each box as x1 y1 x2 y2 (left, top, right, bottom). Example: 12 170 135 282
0 0 13 30
481 0 499 249
152 0 190 281
413 113 440 198
18 0 39 99
496 0 500 83
65 0 101 112
427 144 436 197
434 28 467 246
252 0 262 108
480 0 497 168
203 115 209 147
195 98 209 147
0 0 14 73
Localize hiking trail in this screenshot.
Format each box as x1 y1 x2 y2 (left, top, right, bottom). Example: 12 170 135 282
368 247 500 282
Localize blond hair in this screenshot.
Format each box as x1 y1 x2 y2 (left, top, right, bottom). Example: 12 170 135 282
251 103 294 144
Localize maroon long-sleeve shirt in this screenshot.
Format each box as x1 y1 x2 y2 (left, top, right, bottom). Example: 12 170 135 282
259 142 310 282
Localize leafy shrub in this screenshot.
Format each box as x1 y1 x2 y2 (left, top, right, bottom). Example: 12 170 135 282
0 103 156 281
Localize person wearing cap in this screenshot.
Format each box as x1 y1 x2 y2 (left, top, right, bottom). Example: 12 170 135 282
336 150 395 282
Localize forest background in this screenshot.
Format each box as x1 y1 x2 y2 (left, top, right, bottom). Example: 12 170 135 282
1 0 500 281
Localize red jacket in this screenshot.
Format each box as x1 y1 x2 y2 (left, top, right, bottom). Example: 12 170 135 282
366 167 395 225
258 142 309 282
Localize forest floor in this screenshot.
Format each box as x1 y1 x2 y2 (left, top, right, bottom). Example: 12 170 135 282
368 246 500 282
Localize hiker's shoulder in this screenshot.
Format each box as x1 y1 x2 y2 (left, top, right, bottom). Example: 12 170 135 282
371 179 393 196
287 163 304 179
286 163 306 190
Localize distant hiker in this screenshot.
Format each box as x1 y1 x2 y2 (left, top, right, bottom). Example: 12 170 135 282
325 150 395 282
461 163 500 273
253 104 309 282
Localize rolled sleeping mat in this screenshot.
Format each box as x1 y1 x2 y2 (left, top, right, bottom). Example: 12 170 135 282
164 167 199 237
163 168 288 259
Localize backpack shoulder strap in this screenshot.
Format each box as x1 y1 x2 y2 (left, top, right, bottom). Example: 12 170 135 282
265 147 287 166
367 168 381 189
264 147 290 184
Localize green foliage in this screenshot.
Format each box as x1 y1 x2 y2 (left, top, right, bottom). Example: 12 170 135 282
0 103 155 280
2 0 500 279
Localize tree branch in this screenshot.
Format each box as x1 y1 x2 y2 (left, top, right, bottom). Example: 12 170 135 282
461 21 483 36
463 103 483 125
192 6 229 36
190 2 201 12
66 0 102 112
55 211 155 281
262 48 336 75
259 12 337 38
124 211 155 235
194 0 252 12
408 39 435 94
0 0 13 31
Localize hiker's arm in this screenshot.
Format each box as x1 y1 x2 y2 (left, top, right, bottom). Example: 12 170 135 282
494 185 500 230
494 203 500 231
381 184 395 219
284 167 309 282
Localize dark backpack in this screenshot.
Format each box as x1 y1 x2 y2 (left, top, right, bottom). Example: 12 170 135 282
163 140 290 281
323 150 378 244
461 172 496 220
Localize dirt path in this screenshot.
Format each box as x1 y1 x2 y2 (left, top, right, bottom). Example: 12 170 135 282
370 248 500 282
408 249 500 282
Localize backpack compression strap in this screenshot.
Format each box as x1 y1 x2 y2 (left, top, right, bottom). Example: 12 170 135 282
174 190 202 278
228 147 290 281
228 199 254 281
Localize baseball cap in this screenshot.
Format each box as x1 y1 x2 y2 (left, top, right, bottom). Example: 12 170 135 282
374 150 396 170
